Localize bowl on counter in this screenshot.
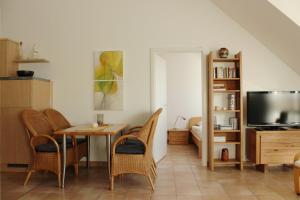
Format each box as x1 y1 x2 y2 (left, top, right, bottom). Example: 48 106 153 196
17 70 34 77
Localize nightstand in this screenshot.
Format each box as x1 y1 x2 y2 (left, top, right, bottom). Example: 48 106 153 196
168 128 190 145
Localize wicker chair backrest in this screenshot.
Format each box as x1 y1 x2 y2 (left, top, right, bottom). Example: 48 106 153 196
44 108 71 131
22 109 54 145
137 108 162 147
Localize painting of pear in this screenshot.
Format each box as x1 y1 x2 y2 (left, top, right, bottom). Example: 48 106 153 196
94 51 123 110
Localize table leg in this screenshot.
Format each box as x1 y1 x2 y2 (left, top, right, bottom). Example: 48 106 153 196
86 136 90 169
106 135 111 178
62 134 67 188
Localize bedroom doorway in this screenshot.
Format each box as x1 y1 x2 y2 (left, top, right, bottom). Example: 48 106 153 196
151 47 207 166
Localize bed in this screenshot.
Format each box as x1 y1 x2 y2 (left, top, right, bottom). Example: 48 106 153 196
188 117 202 159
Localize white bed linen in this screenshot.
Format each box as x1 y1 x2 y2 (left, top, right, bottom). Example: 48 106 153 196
191 125 202 139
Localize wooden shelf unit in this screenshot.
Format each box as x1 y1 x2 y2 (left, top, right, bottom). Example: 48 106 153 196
15 58 49 63
207 51 244 171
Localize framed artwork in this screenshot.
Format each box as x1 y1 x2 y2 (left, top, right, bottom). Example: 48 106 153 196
94 51 123 110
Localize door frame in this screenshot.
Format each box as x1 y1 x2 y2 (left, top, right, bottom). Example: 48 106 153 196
150 47 208 166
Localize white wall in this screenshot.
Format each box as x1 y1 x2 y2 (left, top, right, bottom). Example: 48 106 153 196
161 53 202 129
268 0 300 26
2 0 300 163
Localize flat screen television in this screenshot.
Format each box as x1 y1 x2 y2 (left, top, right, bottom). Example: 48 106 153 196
247 91 300 127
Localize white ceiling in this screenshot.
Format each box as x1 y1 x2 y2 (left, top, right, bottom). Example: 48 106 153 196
211 0 300 75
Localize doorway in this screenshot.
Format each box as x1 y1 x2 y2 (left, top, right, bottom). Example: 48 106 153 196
150 47 207 166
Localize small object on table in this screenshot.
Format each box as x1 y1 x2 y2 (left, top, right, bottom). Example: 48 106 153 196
92 123 98 128
221 148 229 161
97 114 104 126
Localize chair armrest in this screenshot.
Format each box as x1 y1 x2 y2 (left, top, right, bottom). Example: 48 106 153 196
112 135 147 154
295 153 300 162
30 134 60 152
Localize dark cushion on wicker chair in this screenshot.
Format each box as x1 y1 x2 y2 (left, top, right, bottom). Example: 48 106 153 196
35 142 73 152
115 140 145 154
124 139 144 146
55 138 86 145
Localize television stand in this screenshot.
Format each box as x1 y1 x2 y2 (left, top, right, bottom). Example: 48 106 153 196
246 128 300 172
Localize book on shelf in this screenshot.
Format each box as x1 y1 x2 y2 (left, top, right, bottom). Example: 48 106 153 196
214 67 238 78
214 136 226 142
213 88 226 91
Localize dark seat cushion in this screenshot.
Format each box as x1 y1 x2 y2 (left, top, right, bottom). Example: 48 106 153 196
115 139 145 154
35 142 73 152
124 139 144 146
55 137 86 145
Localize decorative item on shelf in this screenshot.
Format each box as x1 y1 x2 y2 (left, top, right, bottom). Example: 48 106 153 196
173 115 186 129
17 70 34 77
218 48 229 58
19 41 23 59
228 94 236 110
220 124 233 130
31 44 39 59
96 113 104 126
229 117 238 130
221 148 229 161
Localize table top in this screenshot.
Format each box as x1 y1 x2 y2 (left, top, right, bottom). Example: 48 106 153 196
54 124 128 136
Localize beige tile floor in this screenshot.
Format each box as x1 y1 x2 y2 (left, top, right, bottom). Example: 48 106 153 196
1 145 300 200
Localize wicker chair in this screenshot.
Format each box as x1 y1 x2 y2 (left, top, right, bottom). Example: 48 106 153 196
294 153 300 194
111 108 162 190
22 109 77 187
43 108 88 173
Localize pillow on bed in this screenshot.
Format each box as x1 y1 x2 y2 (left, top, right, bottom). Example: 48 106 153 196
196 120 201 126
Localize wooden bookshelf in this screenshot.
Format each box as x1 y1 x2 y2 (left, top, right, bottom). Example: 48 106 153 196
207 51 244 171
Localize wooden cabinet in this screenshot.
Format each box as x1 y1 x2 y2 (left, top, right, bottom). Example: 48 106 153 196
0 79 52 172
207 51 244 171
246 128 300 172
168 129 189 145
0 39 19 77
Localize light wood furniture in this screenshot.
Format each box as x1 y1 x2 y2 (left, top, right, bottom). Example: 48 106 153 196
294 153 300 194
44 108 89 172
0 38 19 77
111 108 162 191
207 51 243 171
168 128 190 145
55 123 128 189
246 128 300 172
15 58 49 63
188 117 202 159
22 109 77 187
0 78 52 172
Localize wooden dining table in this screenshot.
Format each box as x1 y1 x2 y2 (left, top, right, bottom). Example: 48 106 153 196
54 124 128 188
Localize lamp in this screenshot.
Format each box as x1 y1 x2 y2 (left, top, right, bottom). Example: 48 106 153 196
173 115 186 129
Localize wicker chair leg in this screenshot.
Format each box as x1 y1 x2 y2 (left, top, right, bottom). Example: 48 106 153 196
147 174 155 191
57 173 61 188
294 167 300 194
110 176 114 191
74 164 79 176
151 167 156 180
24 170 34 186
151 164 157 177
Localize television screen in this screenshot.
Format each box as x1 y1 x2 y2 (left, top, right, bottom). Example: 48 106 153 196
247 91 300 127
